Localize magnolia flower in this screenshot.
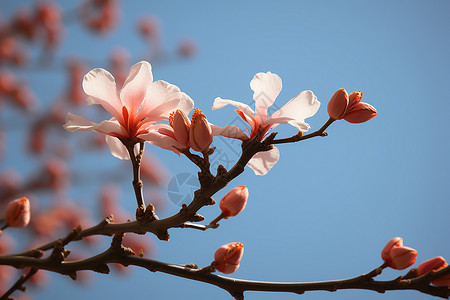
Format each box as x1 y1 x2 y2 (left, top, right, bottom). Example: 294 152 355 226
64 61 194 159
212 72 320 175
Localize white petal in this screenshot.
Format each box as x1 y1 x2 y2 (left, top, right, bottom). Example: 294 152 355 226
120 61 153 115
105 136 140 160
105 136 129 160
82 68 123 121
250 72 282 120
138 80 187 121
247 147 280 176
269 90 320 131
63 113 96 132
212 97 255 119
210 124 248 140
140 130 184 155
93 119 127 137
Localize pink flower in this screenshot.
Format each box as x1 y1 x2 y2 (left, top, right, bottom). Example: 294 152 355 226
64 61 194 159
327 88 377 123
213 242 244 274
417 256 450 287
220 186 248 218
211 72 320 175
5 197 30 228
381 237 417 270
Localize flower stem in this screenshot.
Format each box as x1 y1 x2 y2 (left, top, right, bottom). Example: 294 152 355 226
125 141 146 213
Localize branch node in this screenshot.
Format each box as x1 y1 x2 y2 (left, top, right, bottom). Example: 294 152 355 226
111 233 135 256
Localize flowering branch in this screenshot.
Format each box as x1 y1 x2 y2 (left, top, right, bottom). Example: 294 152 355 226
1 234 449 300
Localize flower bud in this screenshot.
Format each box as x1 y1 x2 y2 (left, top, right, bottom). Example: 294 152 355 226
220 186 248 218
327 88 348 120
381 237 417 270
213 242 244 274
169 110 190 146
4 197 30 228
189 108 213 152
343 102 377 124
417 256 450 287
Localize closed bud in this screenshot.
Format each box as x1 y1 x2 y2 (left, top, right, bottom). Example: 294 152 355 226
343 102 377 123
327 88 348 120
189 108 213 152
417 256 450 287
213 242 244 274
5 197 30 228
220 186 248 218
169 110 190 146
381 237 417 270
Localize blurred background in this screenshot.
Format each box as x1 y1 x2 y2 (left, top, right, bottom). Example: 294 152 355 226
0 0 449 299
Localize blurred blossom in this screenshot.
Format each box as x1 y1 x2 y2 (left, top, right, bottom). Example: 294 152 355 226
30 157 69 191
81 0 120 34
99 183 129 221
140 153 168 186
4 197 31 228
123 233 154 257
35 0 63 50
177 39 197 59
109 47 130 87
66 58 88 106
12 7 36 40
137 16 160 41
0 169 22 204
0 37 27 66
29 122 46 154
9 82 36 112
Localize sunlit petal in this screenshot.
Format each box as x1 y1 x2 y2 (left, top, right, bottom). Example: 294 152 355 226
250 72 282 120
120 61 153 115
210 124 249 140
247 147 280 175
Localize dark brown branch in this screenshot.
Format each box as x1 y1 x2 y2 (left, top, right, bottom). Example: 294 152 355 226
1 246 449 299
268 118 335 145
123 140 146 213
0 268 37 300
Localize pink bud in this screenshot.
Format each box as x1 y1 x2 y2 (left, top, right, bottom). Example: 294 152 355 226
417 256 450 287
220 186 248 218
213 242 244 274
343 102 377 123
327 88 348 120
189 108 213 152
170 110 190 146
4 197 30 228
381 237 417 270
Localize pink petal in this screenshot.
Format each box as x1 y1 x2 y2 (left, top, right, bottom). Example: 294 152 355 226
140 126 185 155
138 80 192 121
63 113 96 132
269 90 320 131
82 68 123 121
120 61 153 115
105 135 130 160
210 124 248 140
212 97 255 121
247 147 280 175
250 72 282 120
93 119 127 137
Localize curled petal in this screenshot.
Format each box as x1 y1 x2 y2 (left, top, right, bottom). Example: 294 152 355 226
210 124 248 140
63 113 96 132
105 136 130 160
247 147 280 176
82 67 122 121
140 125 185 155
250 72 282 120
343 102 377 123
212 97 255 121
120 61 153 115
269 90 320 131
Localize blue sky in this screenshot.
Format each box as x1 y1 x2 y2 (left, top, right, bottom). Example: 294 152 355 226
1 1 449 300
